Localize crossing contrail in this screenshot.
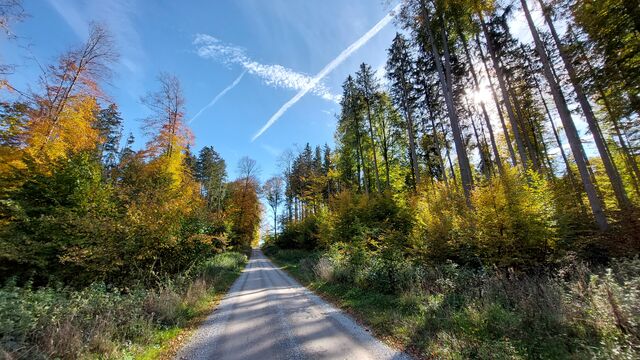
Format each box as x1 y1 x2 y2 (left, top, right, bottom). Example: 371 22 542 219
190 70 246 124
251 3 401 141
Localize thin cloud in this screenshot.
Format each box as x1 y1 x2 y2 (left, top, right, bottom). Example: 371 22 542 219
260 143 282 157
251 3 401 142
194 34 340 103
47 0 85 39
189 70 246 124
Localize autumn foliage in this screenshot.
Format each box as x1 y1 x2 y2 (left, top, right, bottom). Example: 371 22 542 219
0 25 257 287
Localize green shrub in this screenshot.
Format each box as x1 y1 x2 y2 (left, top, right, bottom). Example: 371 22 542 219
329 191 413 251
361 252 417 294
472 168 557 267
413 168 559 268
276 215 323 250
268 246 640 359
0 252 247 359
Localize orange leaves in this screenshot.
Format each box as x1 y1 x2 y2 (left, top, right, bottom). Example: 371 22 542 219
141 73 196 190
226 177 262 249
25 95 100 166
11 25 117 169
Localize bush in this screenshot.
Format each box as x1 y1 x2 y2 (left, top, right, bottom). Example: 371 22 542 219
413 182 471 255
565 257 640 357
361 252 417 294
269 245 640 358
0 252 247 359
313 257 334 282
0 281 151 359
276 215 323 250
329 191 413 251
471 168 557 267
413 168 559 268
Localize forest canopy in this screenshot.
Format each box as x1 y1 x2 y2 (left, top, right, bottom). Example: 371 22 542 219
264 0 640 266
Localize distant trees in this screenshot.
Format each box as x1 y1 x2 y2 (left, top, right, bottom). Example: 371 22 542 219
226 157 262 249
263 176 284 238
196 146 227 210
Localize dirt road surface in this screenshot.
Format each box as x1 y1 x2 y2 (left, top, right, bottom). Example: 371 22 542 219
176 249 410 360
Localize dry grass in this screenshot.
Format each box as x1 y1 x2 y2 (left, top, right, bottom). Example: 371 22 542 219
269 247 640 359
0 252 247 360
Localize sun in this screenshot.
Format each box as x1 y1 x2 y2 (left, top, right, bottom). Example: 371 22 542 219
470 79 493 105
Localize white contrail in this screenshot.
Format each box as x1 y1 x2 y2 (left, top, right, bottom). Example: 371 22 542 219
251 4 401 141
194 35 340 103
189 70 246 124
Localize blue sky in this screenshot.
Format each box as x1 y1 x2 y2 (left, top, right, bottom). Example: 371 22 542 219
2 0 401 181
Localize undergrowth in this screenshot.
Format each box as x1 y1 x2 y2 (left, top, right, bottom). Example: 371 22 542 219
265 245 640 359
0 252 247 360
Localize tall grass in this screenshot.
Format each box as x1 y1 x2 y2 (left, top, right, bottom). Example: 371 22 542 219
0 252 247 359
269 246 640 359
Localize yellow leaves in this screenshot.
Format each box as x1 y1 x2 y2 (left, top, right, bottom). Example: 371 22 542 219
25 95 100 166
225 178 262 249
0 146 26 178
413 182 470 256
411 166 558 264
166 145 187 185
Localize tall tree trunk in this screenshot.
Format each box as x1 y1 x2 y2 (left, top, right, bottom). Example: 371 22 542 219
478 12 529 169
476 32 518 167
570 28 640 194
540 0 630 209
273 207 278 239
355 144 362 191
421 5 473 201
379 114 391 188
521 44 557 178
422 76 449 184
466 98 490 177
404 105 421 188
354 116 369 194
541 84 586 209
401 94 421 187
430 115 449 184
364 101 381 192
521 0 608 230
439 121 457 184
458 24 503 175
506 81 540 170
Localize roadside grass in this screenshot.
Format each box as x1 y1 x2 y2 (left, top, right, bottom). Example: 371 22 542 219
133 260 244 360
264 246 640 359
0 252 247 360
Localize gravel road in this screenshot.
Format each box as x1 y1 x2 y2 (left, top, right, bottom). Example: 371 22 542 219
175 249 411 360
